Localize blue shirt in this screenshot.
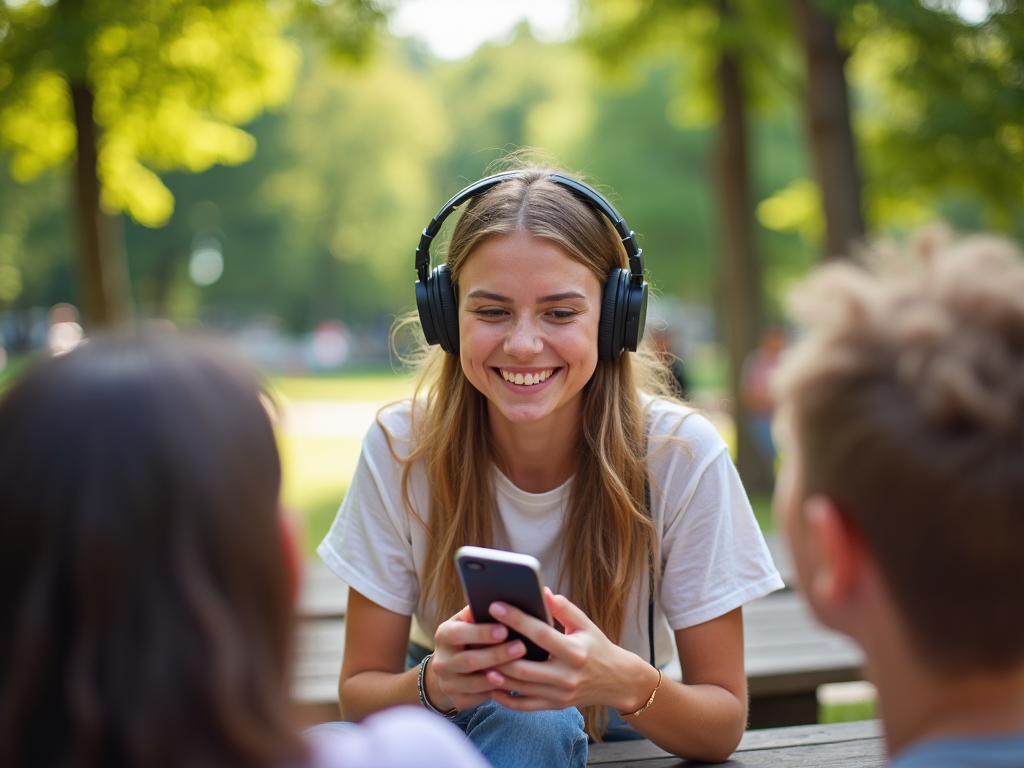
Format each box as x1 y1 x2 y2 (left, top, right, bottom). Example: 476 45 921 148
890 733 1024 768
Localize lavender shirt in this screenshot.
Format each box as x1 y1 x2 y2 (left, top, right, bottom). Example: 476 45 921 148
305 707 488 768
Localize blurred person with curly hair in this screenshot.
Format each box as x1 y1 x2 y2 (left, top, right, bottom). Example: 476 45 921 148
774 229 1024 767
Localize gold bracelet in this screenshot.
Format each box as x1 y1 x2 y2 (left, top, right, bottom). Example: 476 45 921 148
621 668 663 718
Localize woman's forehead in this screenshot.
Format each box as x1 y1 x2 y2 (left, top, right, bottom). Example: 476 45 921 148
459 234 601 299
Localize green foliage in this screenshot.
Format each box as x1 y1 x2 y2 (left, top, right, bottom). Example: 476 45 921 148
835 1 1024 233
263 39 451 320
0 0 383 228
6 2 1019 330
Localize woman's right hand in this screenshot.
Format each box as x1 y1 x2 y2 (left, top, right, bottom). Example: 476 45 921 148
427 605 529 711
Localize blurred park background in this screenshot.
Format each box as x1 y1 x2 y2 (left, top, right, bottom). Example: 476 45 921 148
0 0 1021 556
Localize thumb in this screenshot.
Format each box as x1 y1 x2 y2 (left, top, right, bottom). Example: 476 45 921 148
545 587 594 634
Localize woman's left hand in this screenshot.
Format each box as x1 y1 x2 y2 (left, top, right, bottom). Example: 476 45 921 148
482 588 657 714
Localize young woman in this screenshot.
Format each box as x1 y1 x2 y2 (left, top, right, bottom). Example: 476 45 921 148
0 336 486 768
319 166 784 766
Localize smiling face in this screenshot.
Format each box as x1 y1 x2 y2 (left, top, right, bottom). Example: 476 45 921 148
457 231 602 432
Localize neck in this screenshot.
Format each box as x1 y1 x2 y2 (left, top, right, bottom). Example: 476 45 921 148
488 399 581 493
860 607 1024 755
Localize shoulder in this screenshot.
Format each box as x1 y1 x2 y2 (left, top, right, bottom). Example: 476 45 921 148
362 400 422 460
307 708 487 768
642 395 728 461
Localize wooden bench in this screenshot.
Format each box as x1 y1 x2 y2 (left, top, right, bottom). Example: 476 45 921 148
587 719 885 766
293 558 865 730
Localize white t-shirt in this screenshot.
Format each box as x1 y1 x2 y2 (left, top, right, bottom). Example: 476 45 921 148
318 396 784 666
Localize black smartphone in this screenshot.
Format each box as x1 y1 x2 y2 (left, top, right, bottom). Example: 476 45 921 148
455 545 553 662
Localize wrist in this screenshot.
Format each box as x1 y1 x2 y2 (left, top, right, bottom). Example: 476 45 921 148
422 654 456 715
616 658 662 715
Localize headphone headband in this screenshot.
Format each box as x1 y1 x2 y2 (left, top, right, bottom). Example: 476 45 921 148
414 170 648 361
415 171 644 284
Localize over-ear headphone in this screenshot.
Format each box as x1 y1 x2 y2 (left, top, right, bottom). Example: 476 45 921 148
414 171 648 361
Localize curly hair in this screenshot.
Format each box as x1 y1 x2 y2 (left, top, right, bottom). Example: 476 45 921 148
774 228 1024 674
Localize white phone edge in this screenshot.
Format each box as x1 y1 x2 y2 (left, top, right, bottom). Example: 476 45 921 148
454 545 553 625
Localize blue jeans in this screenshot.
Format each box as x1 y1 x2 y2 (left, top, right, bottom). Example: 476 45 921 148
406 642 590 768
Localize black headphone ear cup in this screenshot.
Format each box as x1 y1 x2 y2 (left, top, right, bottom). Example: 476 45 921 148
415 278 439 347
598 269 628 362
431 264 460 355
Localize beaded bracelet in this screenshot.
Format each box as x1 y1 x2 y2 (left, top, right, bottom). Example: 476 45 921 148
621 668 663 718
417 652 458 719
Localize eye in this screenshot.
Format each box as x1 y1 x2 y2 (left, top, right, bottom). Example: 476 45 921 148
473 307 507 318
548 309 577 321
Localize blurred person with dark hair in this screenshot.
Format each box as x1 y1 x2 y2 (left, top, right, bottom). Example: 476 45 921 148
0 335 486 768
774 231 1024 767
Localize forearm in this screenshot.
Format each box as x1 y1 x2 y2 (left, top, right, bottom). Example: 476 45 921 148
339 666 422 722
615 659 746 762
628 680 745 761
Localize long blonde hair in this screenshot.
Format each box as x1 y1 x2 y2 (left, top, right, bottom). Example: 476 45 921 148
394 167 674 739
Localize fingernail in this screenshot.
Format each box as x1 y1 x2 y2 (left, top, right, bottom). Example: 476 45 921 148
490 602 507 618
487 670 505 685
509 641 525 656
492 625 507 640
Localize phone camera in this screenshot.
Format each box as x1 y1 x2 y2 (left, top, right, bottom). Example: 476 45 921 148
466 562 484 571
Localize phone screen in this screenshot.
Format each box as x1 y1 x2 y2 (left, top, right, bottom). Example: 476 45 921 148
455 546 552 662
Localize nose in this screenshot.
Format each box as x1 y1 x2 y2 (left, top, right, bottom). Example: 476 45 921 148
504 314 543 358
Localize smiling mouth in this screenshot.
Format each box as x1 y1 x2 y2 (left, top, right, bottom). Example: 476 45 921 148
495 367 559 386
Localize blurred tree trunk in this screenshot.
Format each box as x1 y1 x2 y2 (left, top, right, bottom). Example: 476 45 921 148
791 0 864 260
715 0 774 493
71 81 132 330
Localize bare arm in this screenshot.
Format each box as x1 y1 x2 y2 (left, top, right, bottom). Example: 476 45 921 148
622 608 747 761
338 589 417 721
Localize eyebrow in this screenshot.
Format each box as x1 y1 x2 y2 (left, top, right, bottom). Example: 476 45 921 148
464 289 588 303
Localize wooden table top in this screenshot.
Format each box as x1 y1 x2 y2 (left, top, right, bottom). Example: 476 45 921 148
293 562 864 706
587 720 886 767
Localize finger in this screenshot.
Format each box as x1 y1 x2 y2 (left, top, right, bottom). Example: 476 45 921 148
436 640 528 675
544 589 596 635
437 618 510 649
484 667 572 701
489 658 569 686
488 602 566 653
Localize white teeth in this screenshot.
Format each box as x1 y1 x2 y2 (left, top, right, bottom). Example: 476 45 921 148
500 369 554 386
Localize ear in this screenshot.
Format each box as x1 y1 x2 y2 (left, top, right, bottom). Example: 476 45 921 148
803 495 865 610
277 507 303 605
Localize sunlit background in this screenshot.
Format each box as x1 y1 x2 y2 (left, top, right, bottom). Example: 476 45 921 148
0 0 1020 561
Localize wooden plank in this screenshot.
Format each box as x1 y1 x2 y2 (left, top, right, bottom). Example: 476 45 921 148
299 563 348 619
291 596 864 704
586 721 884 767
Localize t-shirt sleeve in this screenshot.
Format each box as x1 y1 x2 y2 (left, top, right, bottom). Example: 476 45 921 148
654 411 785 630
316 407 421 616
308 707 489 768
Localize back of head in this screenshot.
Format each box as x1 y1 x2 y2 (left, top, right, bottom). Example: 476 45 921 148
0 335 302 768
775 230 1024 675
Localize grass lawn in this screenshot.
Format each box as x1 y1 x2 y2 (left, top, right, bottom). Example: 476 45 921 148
274 371 416 556
271 372 417 403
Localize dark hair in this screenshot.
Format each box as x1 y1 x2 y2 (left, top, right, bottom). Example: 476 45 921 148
775 231 1024 674
0 336 304 768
